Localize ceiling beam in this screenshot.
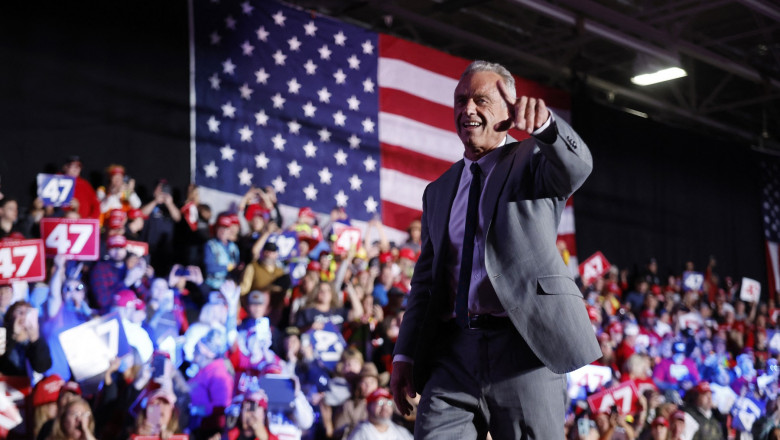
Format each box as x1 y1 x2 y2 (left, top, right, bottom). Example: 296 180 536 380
735 0 780 22
510 0 780 90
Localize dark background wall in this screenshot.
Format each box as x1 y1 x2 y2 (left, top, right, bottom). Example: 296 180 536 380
0 1 768 289
0 0 191 203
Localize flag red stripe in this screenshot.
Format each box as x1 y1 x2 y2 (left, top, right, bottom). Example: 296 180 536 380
381 142 454 182
380 88 454 133
382 200 422 231
380 34 470 80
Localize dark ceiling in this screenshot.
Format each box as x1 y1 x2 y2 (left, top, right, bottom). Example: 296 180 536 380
284 0 780 152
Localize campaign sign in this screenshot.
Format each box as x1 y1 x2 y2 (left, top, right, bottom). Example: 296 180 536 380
268 232 299 261
0 377 31 432
37 174 75 207
333 227 362 255
306 322 346 372
587 380 640 416
126 240 149 257
730 395 765 432
682 271 704 292
740 277 761 303
768 330 780 355
181 201 199 231
0 239 46 283
287 258 308 286
678 312 703 331
579 251 610 286
134 436 188 440
59 312 130 381
40 218 99 260
567 364 613 400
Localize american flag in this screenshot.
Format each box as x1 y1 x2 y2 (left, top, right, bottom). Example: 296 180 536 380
762 159 780 296
191 0 576 257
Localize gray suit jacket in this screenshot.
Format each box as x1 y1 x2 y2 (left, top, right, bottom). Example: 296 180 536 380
394 116 601 392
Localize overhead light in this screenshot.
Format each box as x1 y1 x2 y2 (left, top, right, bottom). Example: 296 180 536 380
631 67 687 86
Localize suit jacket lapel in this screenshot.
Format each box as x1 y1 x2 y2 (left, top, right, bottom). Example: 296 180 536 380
481 136 518 234
431 160 464 253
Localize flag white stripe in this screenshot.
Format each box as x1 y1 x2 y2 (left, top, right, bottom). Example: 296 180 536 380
770 241 780 293
379 112 463 162
558 204 575 235
378 57 458 107
379 168 428 210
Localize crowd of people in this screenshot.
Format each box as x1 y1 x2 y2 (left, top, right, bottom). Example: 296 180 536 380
0 156 778 440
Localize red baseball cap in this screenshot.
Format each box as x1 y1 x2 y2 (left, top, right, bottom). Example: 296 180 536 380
244 204 269 222
107 235 127 249
366 388 392 404
398 248 417 262
298 207 315 220
114 289 145 310
652 416 669 427
128 209 144 220
307 261 322 272
32 374 65 406
694 381 711 394
216 214 233 228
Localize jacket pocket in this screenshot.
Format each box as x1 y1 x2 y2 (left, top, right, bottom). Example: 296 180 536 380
537 275 583 298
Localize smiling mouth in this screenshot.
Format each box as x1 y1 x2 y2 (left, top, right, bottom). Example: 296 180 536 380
461 121 482 129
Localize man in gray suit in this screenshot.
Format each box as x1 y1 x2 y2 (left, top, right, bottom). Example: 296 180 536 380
389 60 601 439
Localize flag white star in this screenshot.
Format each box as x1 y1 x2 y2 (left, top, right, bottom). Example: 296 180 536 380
334 190 349 207
318 45 332 60
238 125 253 142
303 59 317 75
318 167 333 184
272 50 287 66
221 101 236 118
287 119 302 134
210 32 221 45
255 152 269 168
333 31 347 46
256 26 269 41
334 148 348 165
255 68 269 84
209 74 221 90
238 168 253 186
362 117 375 133
255 110 269 126
288 36 302 51
333 111 347 127
317 87 331 103
347 54 361 70
287 160 302 178
334 69 347 84
318 127 332 142
302 101 317 117
303 184 318 200
349 174 363 190
271 176 287 193
272 10 286 26
222 59 236 75
207 116 220 133
271 93 286 109
347 95 360 111
362 39 374 55
364 196 378 213
225 16 236 29
271 133 286 151
241 40 255 56
363 156 377 172
287 78 302 94
303 141 317 158
303 21 318 36
204 161 218 178
220 144 236 161
363 77 375 93
347 134 361 149
241 1 253 14
239 83 254 100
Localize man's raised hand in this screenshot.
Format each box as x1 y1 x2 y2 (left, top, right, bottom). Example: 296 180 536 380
497 80 549 134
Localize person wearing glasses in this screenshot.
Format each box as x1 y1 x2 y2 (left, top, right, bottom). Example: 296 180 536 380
347 388 412 440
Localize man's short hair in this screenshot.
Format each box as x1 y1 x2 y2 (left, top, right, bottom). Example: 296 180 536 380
461 60 516 103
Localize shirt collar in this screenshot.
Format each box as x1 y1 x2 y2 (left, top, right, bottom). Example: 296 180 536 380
463 136 506 177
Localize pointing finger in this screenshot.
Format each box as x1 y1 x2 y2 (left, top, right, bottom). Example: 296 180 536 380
496 80 515 107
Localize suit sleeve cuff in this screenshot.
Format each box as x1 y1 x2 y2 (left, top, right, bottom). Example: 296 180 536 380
532 113 557 144
393 354 414 365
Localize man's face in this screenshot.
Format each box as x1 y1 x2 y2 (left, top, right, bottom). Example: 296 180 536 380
248 299 268 319
108 247 127 262
453 71 510 158
63 162 81 178
368 397 394 425
1 201 18 222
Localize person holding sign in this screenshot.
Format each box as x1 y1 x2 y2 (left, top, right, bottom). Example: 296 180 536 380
390 60 599 439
